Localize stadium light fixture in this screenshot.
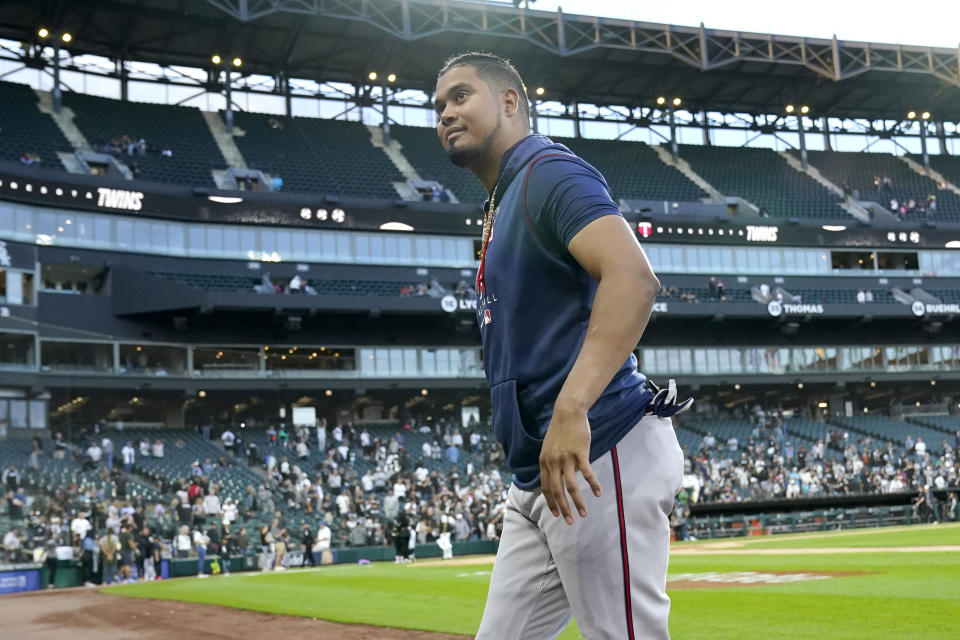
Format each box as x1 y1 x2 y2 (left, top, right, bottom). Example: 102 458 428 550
800 105 810 114
921 111 931 120
421 388 429 396
797 382 804 389
734 384 741 390
930 380 936 386
37 27 50 38
61 32 72 43
368 71 378 81
198 390 207 398
656 96 666 105
906 111 917 120
817 401 828 408
387 73 397 83
869 380 876 387
325 389 333 397
232 57 242 68
672 97 682 107
785 104 795 113
211 54 222 65
535 87 545 96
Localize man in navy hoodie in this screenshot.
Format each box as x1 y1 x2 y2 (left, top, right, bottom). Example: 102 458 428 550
435 52 692 639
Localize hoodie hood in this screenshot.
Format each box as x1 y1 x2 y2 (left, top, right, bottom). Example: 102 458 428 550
484 135 573 208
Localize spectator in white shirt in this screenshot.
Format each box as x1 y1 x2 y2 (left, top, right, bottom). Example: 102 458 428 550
312 521 332 562
203 489 222 516
175 525 192 558
335 491 351 516
152 439 164 458
70 514 91 543
221 429 236 452
361 471 374 493
121 441 136 473
222 498 238 525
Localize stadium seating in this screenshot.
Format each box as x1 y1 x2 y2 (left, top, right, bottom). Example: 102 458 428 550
61 92 226 187
149 271 433 297
922 154 960 187
658 287 754 303
679 145 848 219
804 150 960 221
908 415 960 437
0 80 70 168
228 112 402 199
0 436 164 506
390 125 488 204
553 137 709 203
829 416 949 450
785 288 892 304
123 428 261 507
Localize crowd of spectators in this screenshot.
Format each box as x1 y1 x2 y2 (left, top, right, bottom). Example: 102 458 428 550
675 406 960 520
399 278 449 298
1 416 509 583
5 406 959 578
19 151 41 166
92 134 172 158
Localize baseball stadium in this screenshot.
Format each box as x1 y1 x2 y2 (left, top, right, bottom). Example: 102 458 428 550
0 0 958 638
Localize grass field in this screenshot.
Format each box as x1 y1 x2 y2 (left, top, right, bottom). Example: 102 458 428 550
105 523 960 639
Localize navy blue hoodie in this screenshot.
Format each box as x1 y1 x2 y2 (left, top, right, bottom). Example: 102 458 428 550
477 134 653 489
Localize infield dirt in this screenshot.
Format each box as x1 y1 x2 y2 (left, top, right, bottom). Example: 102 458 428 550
0 589 470 640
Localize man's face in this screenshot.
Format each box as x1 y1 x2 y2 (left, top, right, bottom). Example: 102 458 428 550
435 65 503 169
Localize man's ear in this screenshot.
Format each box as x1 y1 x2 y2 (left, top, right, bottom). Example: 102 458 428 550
502 87 521 118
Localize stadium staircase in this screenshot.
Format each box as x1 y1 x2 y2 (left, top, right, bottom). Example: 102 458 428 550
804 150 960 222
63 92 226 187
918 154 960 196
367 125 425 201
390 125 488 204
549 137 711 203
33 89 93 174
203 111 248 170
900 155 960 198
778 150 870 220
679 145 850 220
644 143 721 201
226 111 402 198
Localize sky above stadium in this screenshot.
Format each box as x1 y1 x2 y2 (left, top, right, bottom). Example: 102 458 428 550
533 0 958 49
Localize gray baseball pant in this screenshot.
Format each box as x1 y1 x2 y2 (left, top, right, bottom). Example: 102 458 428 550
476 414 684 639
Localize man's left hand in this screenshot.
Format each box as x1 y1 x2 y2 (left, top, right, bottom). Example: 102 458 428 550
539 407 603 525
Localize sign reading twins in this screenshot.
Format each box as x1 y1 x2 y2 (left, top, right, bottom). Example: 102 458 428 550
96 187 144 211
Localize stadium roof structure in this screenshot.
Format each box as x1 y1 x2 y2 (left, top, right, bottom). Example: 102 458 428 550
2 0 960 122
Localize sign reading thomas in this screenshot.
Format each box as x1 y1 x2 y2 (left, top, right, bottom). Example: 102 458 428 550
768 300 824 317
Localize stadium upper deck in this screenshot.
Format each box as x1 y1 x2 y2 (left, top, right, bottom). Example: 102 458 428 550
2 78 959 225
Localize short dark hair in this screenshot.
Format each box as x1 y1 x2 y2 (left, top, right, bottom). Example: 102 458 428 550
438 51 530 119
